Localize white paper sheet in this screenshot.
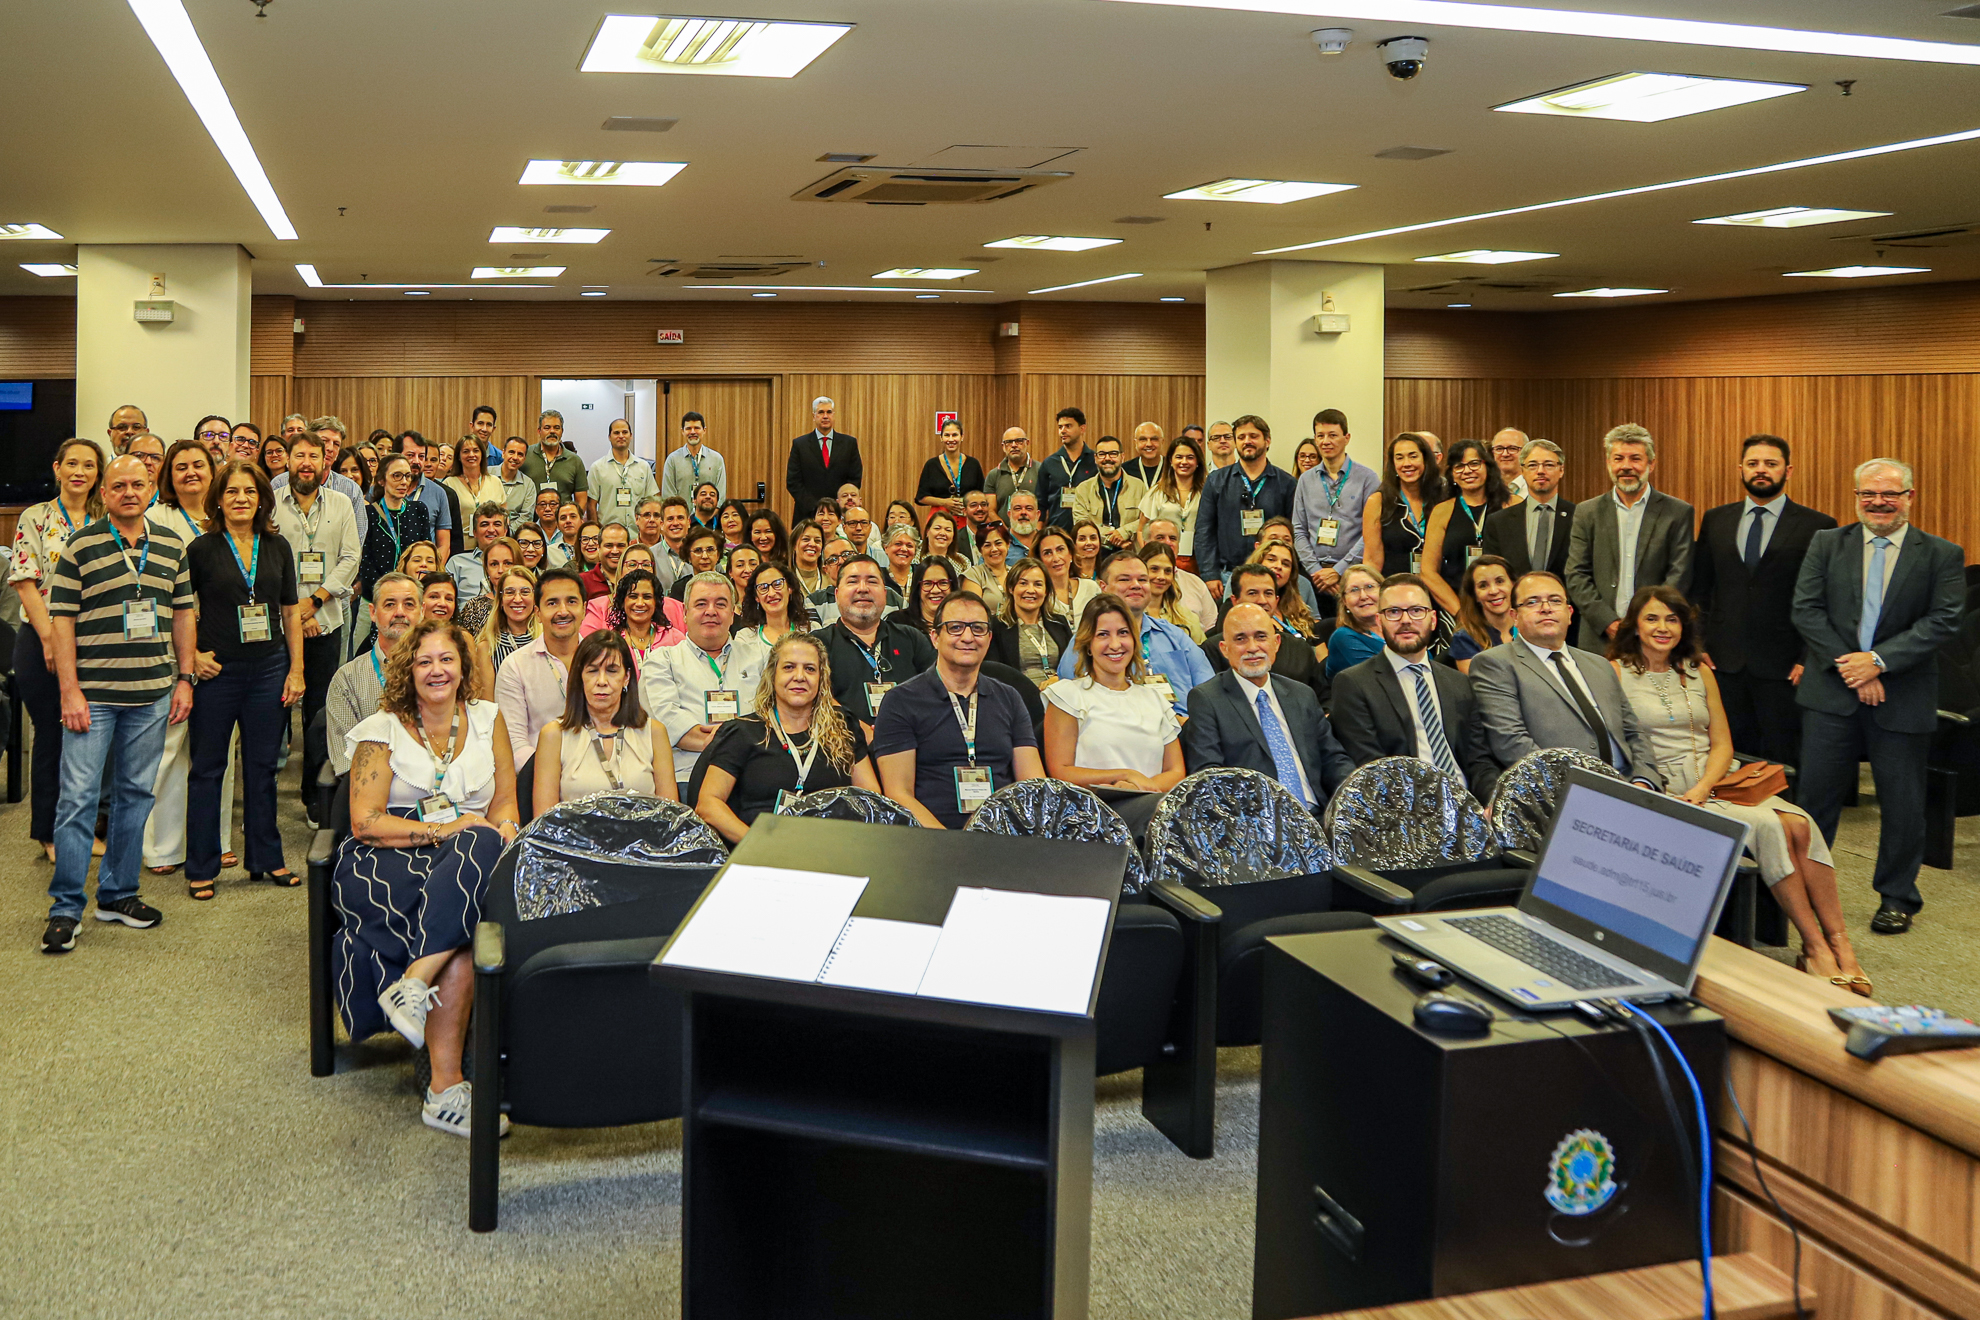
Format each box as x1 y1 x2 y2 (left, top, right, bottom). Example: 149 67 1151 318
915 887 1112 1014
659 864 869 982
815 917 944 994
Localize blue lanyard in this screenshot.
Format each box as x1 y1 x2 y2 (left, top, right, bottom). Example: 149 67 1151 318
225 532 260 604
54 500 77 534
941 452 964 496
380 502 404 556
108 524 151 597
1240 469 1268 507
1318 458 1352 508
1455 496 1486 541
371 648 385 687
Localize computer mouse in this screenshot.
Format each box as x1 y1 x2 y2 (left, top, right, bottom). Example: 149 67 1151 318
1391 952 1453 989
1413 992 1494 1034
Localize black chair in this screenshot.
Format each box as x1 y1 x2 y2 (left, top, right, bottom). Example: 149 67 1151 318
1927 615 1980 868
964 778 1217 1158
306 767 351 1078
1323 758 1531 916
778 785 921 826
470 792 728 1230
1143 768 1375 1047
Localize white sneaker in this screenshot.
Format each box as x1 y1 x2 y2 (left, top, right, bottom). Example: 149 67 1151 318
422 1081 509 1138
377 976 440 1050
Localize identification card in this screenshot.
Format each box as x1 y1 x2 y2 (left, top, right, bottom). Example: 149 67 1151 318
299 551 325 585
238 603 271 643
1144 675 1176 706
955 765 994 814
1465 544 1481 565
1408 552 1423 574
122 598 158 641
616 489 632 507
864 681 895 712
704 689 740 723
774 790 800 815
1240 508 1264 537
1316 518 1339 548
417 792 459 824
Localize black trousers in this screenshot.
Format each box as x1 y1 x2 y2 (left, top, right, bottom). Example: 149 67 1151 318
189 651 289 880
298 626 343 804
1716 667 1804 767
1797 707 1931 913
13 623 61 843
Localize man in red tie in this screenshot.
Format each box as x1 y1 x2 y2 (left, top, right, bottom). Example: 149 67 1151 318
786 396 862 522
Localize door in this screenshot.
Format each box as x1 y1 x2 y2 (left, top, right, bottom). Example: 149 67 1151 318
660 378 776 513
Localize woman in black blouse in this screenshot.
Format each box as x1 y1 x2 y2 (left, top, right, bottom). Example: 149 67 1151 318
186 461 304 897
914 417 985 515
358 453 434 600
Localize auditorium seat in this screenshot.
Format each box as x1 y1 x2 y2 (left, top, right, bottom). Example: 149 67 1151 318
1323 757 1530 917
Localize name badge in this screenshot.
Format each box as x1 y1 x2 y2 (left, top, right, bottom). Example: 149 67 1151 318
864 681 895 712
299 551 325 585
704 689 740 723
1408 552 1423 573
1241 508 1264 537
238 603 271 643
1316 518 1339 547
616 489 632 507
1465 544 1481 565
1144 675 1176 706
955 765 994 814
122 598 158 641
417 792 459 824
774 789 800 815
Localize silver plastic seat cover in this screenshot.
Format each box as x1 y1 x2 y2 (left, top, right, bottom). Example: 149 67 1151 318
1488 748 1624 853
511 791 728 920
1321 756 1495 869
778 785 922 827
963 779 1148 895
1144 767 1331 887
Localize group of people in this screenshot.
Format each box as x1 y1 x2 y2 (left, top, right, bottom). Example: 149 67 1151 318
25 399 1963 1140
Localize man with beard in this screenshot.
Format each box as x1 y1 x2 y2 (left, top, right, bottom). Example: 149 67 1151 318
324 573 423 776
1004 491 1043 558
1181 603 1352 811
1564 423 1694 650
274 434 364 800
1689 434 1836 765
815 555 935 735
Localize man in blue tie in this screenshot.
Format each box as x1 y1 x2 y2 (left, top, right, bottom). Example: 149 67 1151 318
1181 603 1353 812
1792 458 1964 935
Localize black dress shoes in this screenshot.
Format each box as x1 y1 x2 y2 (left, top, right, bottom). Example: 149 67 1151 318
1870 906 1914 935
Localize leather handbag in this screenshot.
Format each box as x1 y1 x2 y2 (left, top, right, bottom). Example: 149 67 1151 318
1712 760 1788 806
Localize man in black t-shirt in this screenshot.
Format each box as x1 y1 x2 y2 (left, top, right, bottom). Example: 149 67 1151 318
871 592 1042 829
814 556 933 733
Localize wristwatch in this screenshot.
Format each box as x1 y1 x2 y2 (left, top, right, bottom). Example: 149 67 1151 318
179 672 198 686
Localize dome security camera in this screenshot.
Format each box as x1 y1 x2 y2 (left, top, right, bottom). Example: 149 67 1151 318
1378 35 1429 80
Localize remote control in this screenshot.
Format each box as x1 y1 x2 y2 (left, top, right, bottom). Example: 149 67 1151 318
1827 1004 1980 1061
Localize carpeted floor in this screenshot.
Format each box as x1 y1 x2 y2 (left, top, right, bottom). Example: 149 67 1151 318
1 740 1974 1319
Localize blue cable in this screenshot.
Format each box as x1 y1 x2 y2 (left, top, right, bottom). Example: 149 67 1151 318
1623 1001 1714 1320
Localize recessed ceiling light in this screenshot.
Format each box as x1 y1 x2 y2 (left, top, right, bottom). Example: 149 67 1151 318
294 263 546 290
489 227 610 244
984 235 1123 252
678 284 999 293
1495 71 1803 122
1783 265 1930 278
1415 250 1558 264
126 0 298 240
1554 287 1669 297
752 292 777 297
0 223 65 241
580 15 852 78
915 294 940 299
581 290 608 297
1159 296 1186 302
873 267 978 280
472 266 566 278
1446 302 1472 308
1028 273 1144 294
1096 0 1980 66
1694 205 1893 228
404 290 431 296
20 263 78 277
1163 178 1356 204
519 160 687 187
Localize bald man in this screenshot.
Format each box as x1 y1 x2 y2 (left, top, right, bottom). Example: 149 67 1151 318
1492 428 1529 500
1181 602 1352 810
986 426 1038 517
1124 422 1166 488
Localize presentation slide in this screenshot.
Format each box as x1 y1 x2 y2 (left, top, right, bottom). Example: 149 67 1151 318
1530 785 1742 964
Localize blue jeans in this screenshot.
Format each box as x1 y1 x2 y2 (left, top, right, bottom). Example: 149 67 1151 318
50 694 171 920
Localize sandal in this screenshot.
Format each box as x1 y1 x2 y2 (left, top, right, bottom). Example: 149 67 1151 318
221 852 238 869
253 869 301 888
187 878 216 901
149 864 179 875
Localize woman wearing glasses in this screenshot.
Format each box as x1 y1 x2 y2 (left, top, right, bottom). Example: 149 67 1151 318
514 524 548 573
475 564 539 680
454 537 518 638
1321 564 1387 679
739 560 812 646
1420 438 1514 616
890 556 958 638
257 434 290 479
358 454 434 600
1042 593 1185 836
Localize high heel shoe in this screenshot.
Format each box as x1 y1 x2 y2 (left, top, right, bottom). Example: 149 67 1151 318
1795 950 1855 993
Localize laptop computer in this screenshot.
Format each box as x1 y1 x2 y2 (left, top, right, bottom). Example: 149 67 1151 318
1376 769 1748 1010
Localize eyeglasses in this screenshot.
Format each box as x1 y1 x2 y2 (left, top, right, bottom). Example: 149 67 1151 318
1378 605 1434 622
757 579 788 594
500 587 535 601
937 620 991 638
1854 488 1912 502
1491 445 1522 456
1523 460 1563 473
822 551 852 566
1450 459 1485 473
1517 594 1569 610
197 429 229 442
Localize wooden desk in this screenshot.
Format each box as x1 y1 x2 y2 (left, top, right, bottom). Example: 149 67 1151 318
1301 1252 1807 1320
1695 939 1980 1320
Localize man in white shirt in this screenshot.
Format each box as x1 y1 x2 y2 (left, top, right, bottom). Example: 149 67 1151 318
586 418 658 531
493 568 587 775
271 417 370 549
445 504 509 602
272 434 363 797
325 574 422 776
660 411 726 504
498 436 539 532
1139 518 1217 632
640 572 766 784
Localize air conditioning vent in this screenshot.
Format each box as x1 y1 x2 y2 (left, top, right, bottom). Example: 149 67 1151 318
648 261 810 280
793 166 1070 204
1835 221 1980 247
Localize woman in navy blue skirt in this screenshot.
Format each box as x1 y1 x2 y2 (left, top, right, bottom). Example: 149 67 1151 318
337 616 520 1138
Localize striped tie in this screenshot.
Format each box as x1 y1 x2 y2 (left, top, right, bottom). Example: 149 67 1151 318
1409 663 1464 781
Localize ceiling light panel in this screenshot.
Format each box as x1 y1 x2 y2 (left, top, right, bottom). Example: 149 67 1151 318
1694 206 1892 228
472 266 565 278
1554 287 1668 297
488 227 610 244
1163 178 1356 204
1496 71 1803 122
519 160 686 187
873 267 978 279
1783 265 1930 278
21 264 78 277
985 235 1123 251
580 15 851 78
678 284 999 293
1415 249 1559 264
1028 273 1144 294
0 224 64 241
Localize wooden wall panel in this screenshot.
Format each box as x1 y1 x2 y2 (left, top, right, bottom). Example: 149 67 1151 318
249 376 290 430
1386 311 1547 379
289 376 535 452
776 373 1008 521
1013 301 1206 374
250 295 294 375
1017 374 1207 453
0 296 76 376
658 378 776 509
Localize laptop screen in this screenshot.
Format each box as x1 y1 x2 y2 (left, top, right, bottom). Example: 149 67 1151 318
1521 772 1746 982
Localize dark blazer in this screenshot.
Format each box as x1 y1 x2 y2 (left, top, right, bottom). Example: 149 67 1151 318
1194 461 1297 580
1691 497 1836 678
1564 488 1695 649
786 431 863 516
1791 523 1965 734
988 615 1073 672
1477 497 1576 580
1200 626 1329 708
1182 669 1354 802
1329 653 1501 802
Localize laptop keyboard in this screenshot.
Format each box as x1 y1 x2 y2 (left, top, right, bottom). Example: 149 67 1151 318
1444 915 1643 991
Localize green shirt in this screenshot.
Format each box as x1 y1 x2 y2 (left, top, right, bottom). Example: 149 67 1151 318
522 446 587 501
46 519 194 706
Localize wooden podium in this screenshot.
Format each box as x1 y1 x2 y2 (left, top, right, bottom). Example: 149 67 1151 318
650 815 1128 1320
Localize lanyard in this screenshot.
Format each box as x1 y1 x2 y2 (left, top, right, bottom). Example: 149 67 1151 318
1099 478 1122 526
1318 458 1353 508
1401 496 1426 541
371 648 386 688
796 566 826 596
54 500 78 534
287 491 322 549
226 532 260 605
941 452 964 496
946 688 979 766
1455 496 1486 541
108 524 151 597
686 449 703 486
1005 458 1031 486
848 630 889 677
770 709 822 791
590 729 626 790
1240 468 1268 507
698 644 728 686
379 501 404 557
412 703 463 792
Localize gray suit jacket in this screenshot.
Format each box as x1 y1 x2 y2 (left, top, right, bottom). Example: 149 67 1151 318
1564 487 1695 649
1469 640 1662 788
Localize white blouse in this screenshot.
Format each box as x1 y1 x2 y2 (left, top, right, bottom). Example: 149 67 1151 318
346 699 501 813
1043 676 1180 777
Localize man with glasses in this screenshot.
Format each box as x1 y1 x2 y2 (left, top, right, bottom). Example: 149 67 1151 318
1490 428 1529 500
395 432 456 560
126 434 167 492
1073 436 1146 551
841 505 881 559
1792 458 1963 935
808 537 855 624
1565 422 1694 650
1469 570 1660 789
193 415 232 469
1057 550 1211 715
1329 574 1498 799
1479 438 1575 583
816 555 935 735
104 404 149 461
1292 407 1378 606
986 427 1038 518
1203 420 1238 471
873 591 1043 829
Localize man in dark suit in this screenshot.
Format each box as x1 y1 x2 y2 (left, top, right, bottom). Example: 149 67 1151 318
1183 602 1353 811
1564 423 1694 651
1792 459 1965 934
1330 575 1500 802
1478 437 1574 581
1200 564 1329 706
786 395 862 519
1690 434 1836 766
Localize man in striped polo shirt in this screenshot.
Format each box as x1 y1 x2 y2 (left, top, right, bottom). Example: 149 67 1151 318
42 454 197 954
